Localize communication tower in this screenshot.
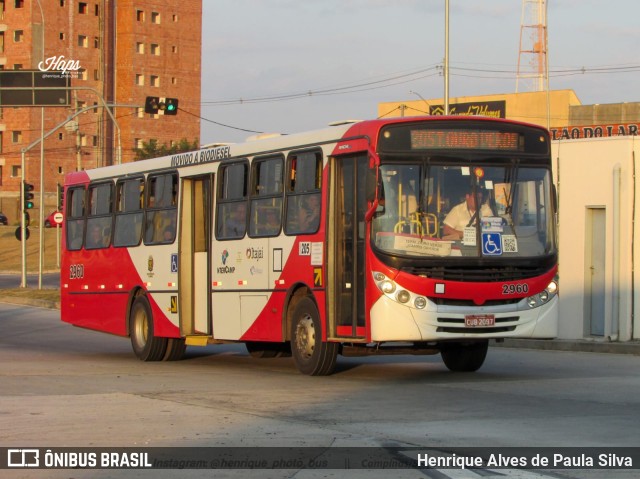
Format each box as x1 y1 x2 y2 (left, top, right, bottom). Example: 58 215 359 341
516 0 548 92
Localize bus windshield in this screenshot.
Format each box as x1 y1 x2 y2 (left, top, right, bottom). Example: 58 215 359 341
372 160 556 259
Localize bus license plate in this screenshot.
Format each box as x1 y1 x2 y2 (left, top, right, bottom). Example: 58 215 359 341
464 314 495 327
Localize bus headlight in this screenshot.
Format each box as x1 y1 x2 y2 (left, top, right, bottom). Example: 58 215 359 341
414 296 427 309
380 280 396 294
523 277 559 309
373 272 429 310
396 290 411 304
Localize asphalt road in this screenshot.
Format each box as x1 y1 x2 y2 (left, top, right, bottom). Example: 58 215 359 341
0 272 59 289
1 303 639 479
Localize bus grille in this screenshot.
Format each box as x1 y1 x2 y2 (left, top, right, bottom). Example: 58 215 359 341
436 326 517 334
400 264 548 282
432 298 521 307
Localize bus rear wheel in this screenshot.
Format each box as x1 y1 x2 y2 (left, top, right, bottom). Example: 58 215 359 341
290 297 338 376
163 338 186 361
440 340 488 372
130 295 167 361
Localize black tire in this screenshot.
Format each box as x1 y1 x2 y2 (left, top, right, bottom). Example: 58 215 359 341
163 338 186 361
290 296 338 376
130 295 167 361
440 340 489 372
44 220 51 228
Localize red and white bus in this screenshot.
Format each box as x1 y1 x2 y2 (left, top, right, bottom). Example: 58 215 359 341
61 116 558 375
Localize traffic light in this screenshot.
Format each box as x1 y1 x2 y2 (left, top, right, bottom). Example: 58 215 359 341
57 183 64 210
23 181 35 210
163 98 178 115
144 96 178 115
144 96 159 114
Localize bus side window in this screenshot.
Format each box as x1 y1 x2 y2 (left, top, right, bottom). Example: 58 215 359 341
66 186 86 251
285 150 322 235
114 178 144 247
144 173 178 245
216 161 248 240
85 182 114 250
249 156 283 237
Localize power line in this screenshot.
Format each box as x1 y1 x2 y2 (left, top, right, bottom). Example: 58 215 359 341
201 66 441 106
179 108 265 134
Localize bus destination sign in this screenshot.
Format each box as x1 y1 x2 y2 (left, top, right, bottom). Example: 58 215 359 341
410 129 523 151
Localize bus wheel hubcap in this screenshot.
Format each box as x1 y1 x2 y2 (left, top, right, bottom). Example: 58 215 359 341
133 311 148 347
295 316 315 359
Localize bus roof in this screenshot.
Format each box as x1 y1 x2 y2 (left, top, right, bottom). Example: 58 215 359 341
65 116 549 185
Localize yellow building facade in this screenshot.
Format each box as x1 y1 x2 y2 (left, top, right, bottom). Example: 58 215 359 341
378 89 582 130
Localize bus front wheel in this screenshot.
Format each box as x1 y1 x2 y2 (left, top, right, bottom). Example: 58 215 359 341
440 340 488 372
290 297 338 376
130 295 168 361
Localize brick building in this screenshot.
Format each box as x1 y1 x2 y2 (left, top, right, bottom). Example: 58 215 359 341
0 0 201 224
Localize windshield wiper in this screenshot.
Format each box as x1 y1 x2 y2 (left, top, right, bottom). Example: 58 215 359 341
504 161 519 238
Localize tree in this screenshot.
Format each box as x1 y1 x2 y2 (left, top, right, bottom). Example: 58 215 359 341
134 138 199 161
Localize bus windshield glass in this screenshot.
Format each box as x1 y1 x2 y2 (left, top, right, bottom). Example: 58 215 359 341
372 161 556 259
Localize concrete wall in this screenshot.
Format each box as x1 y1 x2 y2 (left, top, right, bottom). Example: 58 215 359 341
552 136 639 341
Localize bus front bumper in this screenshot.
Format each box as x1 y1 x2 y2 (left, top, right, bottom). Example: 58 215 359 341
369 294 558 342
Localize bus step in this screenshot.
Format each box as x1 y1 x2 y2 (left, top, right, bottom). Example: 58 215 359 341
185 336 210 346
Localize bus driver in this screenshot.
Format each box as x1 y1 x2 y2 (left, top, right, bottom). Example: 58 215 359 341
442 190 492 240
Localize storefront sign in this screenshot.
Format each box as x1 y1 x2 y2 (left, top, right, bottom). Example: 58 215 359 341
430 101 506 118
551 123 638 140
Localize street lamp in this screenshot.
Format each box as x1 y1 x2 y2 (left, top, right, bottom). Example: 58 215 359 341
409 90 430 114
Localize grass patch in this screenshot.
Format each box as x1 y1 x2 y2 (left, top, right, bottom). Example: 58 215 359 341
0 226 61 273
1 288 60 303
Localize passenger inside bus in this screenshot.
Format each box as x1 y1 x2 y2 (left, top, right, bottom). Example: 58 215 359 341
297 194 320 233
163 225 175 242
224 202 247 237
86 224 109 249
261 206 281 236
145 210 176 243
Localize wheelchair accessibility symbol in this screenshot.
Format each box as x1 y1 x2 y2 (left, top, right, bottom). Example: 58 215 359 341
482 233 502 256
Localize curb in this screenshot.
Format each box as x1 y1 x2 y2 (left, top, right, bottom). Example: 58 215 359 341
494 338 640 356
0 296 60 310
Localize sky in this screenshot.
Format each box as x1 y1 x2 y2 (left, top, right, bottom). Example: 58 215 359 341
199 0 640 144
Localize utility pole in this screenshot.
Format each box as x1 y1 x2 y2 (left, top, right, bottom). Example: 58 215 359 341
444 0 450 115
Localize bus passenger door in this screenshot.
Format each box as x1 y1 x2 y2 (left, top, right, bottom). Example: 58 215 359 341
328 155 368 339
179 175 212 336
